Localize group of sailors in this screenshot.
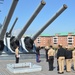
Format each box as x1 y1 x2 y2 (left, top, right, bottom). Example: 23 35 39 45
45 44 75 74
14 44 75 74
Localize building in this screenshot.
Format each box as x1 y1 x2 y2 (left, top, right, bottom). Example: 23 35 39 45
34 32 75 48
34 34 50 47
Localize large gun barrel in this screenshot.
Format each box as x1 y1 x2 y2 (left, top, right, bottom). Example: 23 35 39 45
0 0 18 40
9 17 18 35
0 0 18 51
2 16 7 26
31 4 67 40
24 4 67 51
16 0 46 40
6 17 18 37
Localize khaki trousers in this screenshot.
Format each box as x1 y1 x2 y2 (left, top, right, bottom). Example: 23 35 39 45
66 59 72 72
58 57 65 73
72 58 75 70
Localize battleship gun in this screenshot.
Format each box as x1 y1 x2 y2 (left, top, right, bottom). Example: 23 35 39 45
0 0 19 52
10 0 46 51
24 4 68 51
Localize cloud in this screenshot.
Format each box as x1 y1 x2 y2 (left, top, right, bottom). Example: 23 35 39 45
12 29 21 37
12 28 34 37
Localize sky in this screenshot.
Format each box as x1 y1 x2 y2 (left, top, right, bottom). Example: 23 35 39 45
0 0 75 37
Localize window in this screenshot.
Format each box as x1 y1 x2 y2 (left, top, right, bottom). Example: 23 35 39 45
37 37 40 43
67 36 73 46
53 37 58 44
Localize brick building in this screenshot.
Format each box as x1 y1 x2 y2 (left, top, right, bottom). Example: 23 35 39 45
34 32 75 48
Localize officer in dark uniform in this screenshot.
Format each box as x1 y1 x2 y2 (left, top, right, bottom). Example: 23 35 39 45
36 46 41 62
64 46 68 70
56 46 60 71
57 44 66 74
45 46 49 62
65 46 72 72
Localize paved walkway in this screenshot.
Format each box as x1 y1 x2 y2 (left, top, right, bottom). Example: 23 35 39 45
0 57 75 75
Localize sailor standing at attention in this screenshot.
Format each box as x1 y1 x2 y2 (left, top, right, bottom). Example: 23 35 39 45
48 45 55 71
72 46 75 71
57 44 66 74
15 46 20 63
65 46 72 72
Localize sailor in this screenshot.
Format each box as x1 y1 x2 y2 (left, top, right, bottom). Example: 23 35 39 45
48 45 55 71
57 44 66 74
64 46 68 70
15 46 20 63
45 46 49 62
65 46 72 72
72 46 75 71
36 46 41 62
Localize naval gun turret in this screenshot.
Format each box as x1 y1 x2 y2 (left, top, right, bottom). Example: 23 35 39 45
0 0 19 52
10 0 46 52
10 4 67 53
23 4 68 52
